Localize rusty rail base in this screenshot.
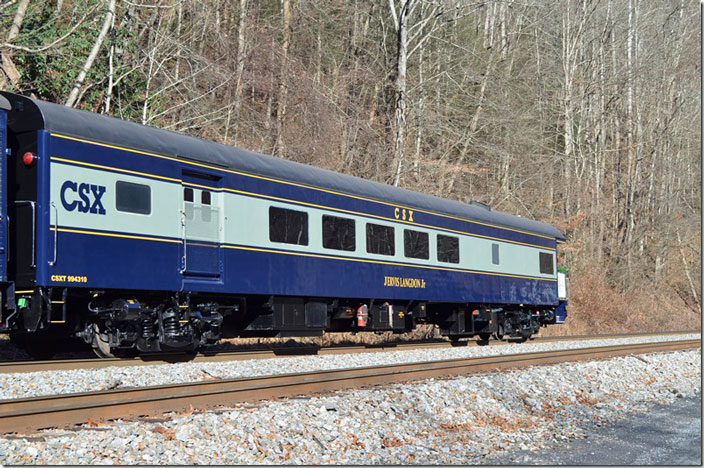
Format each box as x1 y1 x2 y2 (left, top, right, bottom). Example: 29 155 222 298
0 339 699 434
0 330 699 374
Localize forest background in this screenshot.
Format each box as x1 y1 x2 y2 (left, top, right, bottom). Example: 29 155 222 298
0 0 700 335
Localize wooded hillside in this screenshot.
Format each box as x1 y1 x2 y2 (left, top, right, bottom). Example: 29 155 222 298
1 0 700 332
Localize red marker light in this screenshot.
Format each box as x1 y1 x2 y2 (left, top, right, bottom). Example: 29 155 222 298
22 152 36 166
556 256 559 263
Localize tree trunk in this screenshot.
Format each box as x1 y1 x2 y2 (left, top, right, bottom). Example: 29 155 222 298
676 230 700 312
391 0 409 187
623 0 635 272
65 0 116 107
562 3 575 217
275 0 293 156
231 0 249 145
104 5 117 115
0 0 30 88
412 32 425 178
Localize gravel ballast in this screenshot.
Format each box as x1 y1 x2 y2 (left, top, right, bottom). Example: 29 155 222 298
0 333 699 400
0 348 700 465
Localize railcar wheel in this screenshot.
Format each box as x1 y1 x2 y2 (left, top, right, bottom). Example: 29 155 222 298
478 333 491 342
91 324 115 359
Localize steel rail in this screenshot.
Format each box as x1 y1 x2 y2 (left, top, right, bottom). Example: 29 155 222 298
0 330 698 374
0 338 699 434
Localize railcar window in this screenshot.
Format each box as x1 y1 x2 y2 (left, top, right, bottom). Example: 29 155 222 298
269 207 309 245
492 243 500 265
404 229 429 259
116 181 151 215
184 187 194 202
322 215 355 251
539 252 554 274
437 235 459 263
201 191 211 205
201 192 212 222
366 223 395 256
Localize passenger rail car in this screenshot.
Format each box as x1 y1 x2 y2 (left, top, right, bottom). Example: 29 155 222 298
0 92 568 357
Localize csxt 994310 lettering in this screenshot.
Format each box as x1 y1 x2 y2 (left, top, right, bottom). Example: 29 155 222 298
0 92 568 357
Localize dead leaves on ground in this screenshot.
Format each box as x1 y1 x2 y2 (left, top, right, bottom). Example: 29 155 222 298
151 425 176 440
381 437 403 448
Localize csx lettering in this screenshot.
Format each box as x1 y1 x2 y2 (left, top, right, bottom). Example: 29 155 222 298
61 181 106 215
393 207 414 222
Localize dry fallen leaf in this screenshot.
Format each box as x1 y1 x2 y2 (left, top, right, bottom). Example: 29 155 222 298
151 426 176 440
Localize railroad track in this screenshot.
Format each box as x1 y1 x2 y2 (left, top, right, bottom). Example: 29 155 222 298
0 330 697 374
0 338 699 434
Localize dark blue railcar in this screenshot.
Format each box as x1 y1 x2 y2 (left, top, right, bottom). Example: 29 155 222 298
0 92 568 356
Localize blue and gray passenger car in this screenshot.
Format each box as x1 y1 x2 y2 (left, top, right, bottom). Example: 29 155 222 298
0 92 567 357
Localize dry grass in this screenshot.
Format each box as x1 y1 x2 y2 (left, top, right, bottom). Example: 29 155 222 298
541 269 701 336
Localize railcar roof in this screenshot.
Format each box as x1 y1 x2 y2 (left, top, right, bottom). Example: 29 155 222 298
2 92 565 242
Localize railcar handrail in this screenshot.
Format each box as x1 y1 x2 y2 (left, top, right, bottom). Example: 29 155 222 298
179 209 187 274
49 201 57 266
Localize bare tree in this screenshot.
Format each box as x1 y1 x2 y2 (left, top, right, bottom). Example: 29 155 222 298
387 0 445 187
0 0 30 88
275 0 294 156
65 0 116 107
227 0 249 145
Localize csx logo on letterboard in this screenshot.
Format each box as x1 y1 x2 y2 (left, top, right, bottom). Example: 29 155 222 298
60 180 106 215
393 206 414 222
